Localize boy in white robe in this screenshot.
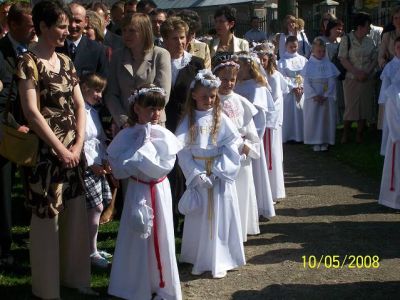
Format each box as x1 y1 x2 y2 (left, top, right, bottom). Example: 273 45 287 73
177 69 245 279
379 82 400 209
107 87 182 300
378 37 400 156
278 35 308 143
213 59 261 241
302 38 340 151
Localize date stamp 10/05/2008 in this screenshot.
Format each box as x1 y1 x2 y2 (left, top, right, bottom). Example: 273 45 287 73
301 255 380 269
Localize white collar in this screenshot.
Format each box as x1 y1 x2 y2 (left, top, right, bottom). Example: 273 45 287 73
172 51 192 70
67 35 83 47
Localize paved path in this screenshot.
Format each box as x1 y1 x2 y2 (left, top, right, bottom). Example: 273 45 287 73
180 143 400 299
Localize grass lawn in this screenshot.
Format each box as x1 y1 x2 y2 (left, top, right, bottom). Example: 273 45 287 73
329 127 384 180
0 127 384 298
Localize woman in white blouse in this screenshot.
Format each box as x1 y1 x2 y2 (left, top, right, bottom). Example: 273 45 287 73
209 5 249 58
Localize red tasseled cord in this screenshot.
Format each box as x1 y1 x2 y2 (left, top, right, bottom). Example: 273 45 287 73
131 175 167 288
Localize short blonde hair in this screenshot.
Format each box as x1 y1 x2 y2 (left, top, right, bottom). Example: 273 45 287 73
160 16 188 39
121 13 154 51
86 10 105 42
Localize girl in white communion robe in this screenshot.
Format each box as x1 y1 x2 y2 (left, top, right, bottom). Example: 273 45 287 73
234 52 276 218
379 81 400 210
176 69 245 279
256 42 289 201
213 59 260 241
107 87 182 300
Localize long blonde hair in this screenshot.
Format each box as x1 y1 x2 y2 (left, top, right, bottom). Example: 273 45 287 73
182 75 222 145
236 51 267 86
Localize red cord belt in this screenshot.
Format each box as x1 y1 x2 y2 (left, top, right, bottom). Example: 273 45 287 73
263 129 273 170
130 175 167 288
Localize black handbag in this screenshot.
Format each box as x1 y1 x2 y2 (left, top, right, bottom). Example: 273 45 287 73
332 35 351 81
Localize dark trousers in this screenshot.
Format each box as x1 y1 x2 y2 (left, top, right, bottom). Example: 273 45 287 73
0 156 12 256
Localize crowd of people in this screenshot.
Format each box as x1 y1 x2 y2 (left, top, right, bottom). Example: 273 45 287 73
0 0 400 299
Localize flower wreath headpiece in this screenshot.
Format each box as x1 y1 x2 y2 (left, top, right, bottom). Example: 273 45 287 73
190 69 221 89
128 86 167 104
212 60 240 74
253 42 275 56
233 52 261 65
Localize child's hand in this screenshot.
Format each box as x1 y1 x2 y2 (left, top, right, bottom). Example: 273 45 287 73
103 160 112 174
241 144 250 156
293 87 303 100
91 164 106 176
17 125 30 133
108 174 119 188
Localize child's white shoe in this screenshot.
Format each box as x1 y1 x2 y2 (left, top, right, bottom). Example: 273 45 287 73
191 269 205 276
213 270 227 278
313 145 321 152
320 144 329 151
90 252 109 269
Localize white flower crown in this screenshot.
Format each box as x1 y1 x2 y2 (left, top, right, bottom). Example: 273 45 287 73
128 87 166 104
253 42 275 56
233 52 261 65
190 69 221 89
212 61 240 74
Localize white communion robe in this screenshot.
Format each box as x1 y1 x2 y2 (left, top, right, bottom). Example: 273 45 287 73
107 124 183 300
379 58 400 156
266 70 289 200
379 84 400 209
278 52 308 142
219 91 260 241
234 80 276 218
176 109 246 276
301 55 339 145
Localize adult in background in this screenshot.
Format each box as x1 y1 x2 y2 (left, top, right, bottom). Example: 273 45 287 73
91 2 124 51
161 17 204 132
176 9 211 69
16 0 94 298
124 0 137 16
319 12 336 36
0 1 11 36
338 12 377 144
378 6 400 69
244 16 268 44
105 13 171 129
278 14 311 59
0 1 35 267
209 5 249 58
57 2 108 78
107 1 124 35
318 19 345 123
150 8 167 47
136 0 157 15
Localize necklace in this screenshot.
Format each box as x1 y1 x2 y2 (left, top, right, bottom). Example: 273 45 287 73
41 54 57 69
47 56 57 68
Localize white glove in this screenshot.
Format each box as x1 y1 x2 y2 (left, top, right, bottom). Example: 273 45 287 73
209 174 219 184
144 123 152 143
240 153 247 162
192 174 213 188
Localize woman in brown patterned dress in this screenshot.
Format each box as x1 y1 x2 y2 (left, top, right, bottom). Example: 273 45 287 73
16 1 95 299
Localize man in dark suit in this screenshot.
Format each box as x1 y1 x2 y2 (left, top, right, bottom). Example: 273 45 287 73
0 2 35 265
151 9 167 48
107 1 124 36
57 2 108 78
93 3 124 51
